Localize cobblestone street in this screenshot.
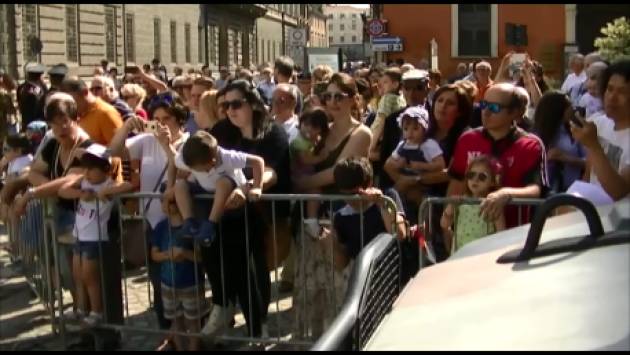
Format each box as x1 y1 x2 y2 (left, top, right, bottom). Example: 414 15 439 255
0 232 305 351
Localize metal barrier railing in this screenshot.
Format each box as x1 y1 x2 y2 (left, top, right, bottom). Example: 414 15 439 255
7 192 400 350
416 196 547 268
5 198 60 335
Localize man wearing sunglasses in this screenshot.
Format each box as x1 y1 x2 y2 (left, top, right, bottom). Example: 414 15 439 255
90 76 135 122
378 69 431 189
447 82 548 230
61 78 123 145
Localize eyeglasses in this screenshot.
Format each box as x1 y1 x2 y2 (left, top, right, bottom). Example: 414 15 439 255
220 98 248 111
465 171 489 182
479 100 510 114
321 92 350 103
148 92 175 110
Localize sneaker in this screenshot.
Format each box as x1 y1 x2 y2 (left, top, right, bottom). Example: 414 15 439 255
82 312 103 327
196 220 217 246
178 218 200 239
303 218 320 239
63 308 85 321
201 303 235 339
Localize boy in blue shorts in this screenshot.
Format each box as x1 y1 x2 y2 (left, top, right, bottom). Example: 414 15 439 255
151 201 208 351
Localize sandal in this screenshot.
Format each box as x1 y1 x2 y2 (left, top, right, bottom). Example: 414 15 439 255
156 337 176 351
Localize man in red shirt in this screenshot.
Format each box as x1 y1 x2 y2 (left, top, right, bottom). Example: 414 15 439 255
446 83 548 242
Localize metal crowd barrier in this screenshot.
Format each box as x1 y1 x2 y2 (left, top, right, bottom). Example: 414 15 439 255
5 198 59 334
416 196 547 268
27 192 402 350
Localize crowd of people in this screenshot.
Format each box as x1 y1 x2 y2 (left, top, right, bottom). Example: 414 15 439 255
0 51 628 349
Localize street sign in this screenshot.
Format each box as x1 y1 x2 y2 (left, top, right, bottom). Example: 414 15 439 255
371 36 403 52
288 28 307 47
367 19 385 37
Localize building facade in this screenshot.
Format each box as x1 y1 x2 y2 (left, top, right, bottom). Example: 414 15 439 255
255 4 306 68
375 4 630 81
308 5 328 48
0 4 267 80
324 5 369 61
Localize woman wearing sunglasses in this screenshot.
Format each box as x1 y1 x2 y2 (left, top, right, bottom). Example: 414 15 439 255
295 73 372 193
200 79 291 339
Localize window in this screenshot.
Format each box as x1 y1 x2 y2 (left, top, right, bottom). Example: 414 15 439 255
351 23 356 30
126 14 135 63
184 23 191 63
340 24 344 31
65 5 79 62
105 6 116 63
267 40 271 62
329 24 332 31
352 35 357 42
272 41 276 59
170 21 177 63
22 4 38 63
453 4 498 57
340 36 344 43
352 13 357 18
260 39 264 64
198 25 204 63
0 5 7 59
248 31 254 67
208 24 218 66
154 18 161 61
327 14 333 19
329 36 333 44
340 13 345 19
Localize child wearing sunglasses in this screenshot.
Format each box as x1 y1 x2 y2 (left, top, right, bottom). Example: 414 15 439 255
290 108 331 238
440 155 506 253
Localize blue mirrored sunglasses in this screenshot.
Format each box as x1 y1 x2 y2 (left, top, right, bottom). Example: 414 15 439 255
479 100 505 114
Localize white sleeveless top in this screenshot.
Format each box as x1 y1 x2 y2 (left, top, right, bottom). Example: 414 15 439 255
73 178 115 242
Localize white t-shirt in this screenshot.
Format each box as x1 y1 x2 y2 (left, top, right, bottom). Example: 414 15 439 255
175 146 248 191
126 132 189 228
74 178 115 242
560 71 587 93
279 114 300 143
578 92 603 119
587 113 630 187
391 138 443 163
7 154 33 177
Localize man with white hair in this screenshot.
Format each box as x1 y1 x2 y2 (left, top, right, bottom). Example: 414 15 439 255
568 52 605 107
91 76 134 121
271 83 299 142
561 53 586 93
578 61 608 118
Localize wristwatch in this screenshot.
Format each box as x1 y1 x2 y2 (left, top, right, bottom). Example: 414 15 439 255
25 187 36 200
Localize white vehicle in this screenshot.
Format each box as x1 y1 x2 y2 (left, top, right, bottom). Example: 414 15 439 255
313 194 630 351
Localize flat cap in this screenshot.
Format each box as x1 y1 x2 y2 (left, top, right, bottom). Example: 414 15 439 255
25 62 46 74
48 63 69 76
402 69 429 81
